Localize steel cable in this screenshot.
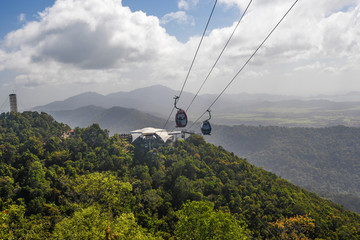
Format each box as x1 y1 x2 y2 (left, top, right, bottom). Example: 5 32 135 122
189 0 300 130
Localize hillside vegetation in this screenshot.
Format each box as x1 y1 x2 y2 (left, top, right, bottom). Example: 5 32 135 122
1 112 360 239
208 125 360 212
44 104 360 213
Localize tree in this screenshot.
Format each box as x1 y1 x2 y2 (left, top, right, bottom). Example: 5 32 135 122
175 201 249 240
65 172 133 214
53 206 160 240
0 205 26 239
53 206 107 239
270 214 315 239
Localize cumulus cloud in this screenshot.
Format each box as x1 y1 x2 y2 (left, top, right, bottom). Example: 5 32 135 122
2 0 184 87
5 0 180 69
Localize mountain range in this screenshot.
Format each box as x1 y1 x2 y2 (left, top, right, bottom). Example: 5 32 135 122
33 85 360 127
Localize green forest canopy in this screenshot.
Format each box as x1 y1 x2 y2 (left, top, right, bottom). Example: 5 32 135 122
0 111 360 239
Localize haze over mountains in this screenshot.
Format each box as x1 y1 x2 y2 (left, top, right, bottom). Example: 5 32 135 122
47 105 167 134
34 85 360 128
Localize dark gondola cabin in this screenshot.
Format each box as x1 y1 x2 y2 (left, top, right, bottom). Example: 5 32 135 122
175 110 188 128
201 120 211 135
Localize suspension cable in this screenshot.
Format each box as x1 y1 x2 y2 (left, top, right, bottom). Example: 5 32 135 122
186 0 253 112
189 0 299 130
178 0 218 99
0 95 9 113
162 0 218 130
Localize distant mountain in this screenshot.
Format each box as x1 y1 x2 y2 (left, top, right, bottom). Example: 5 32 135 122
48 105 106 127
48 105 168 134
309 91 360 102
106 85 189 117
32 85 301 118
34 85 192 117
33 92 114 111
92 106 166 133
34 85 360 127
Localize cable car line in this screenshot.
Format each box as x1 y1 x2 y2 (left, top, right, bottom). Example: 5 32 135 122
188 0 299 130
0 96 9 112
178 0 218 100
186 0 253 112
162 107 176 130
161 0 218 130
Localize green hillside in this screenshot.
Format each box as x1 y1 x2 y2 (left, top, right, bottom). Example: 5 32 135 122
1 112 360 239
207 125 360 212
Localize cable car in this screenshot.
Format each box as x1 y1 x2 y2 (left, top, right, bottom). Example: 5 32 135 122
176 110 188 128
201 110 212 135
174 96 188 128
201 120 211 135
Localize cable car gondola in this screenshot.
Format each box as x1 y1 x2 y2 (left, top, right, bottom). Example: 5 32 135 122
201 110 212 135
176 110 188 128
174 96 188 128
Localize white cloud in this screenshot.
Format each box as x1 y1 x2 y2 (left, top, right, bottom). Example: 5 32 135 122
2 0 184 88
178 0 189 10
18 13 26 23
0 50 6 71
178 0 199 10
176 0 360 95
5 0 177 69
160 11 194 25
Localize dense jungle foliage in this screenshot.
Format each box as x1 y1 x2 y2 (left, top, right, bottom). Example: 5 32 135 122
1 112 360 239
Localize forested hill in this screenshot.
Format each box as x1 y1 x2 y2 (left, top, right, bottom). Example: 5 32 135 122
207 125 360 212
1 112 360 239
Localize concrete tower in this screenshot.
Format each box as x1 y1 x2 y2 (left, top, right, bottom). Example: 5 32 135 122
9 94 18 113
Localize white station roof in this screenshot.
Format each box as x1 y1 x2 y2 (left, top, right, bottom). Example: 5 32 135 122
130 127 180 143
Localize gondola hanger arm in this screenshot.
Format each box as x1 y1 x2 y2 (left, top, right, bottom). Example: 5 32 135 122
174 96 180 110
206 109 211 121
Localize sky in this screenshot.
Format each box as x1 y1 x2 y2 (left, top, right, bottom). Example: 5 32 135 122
0 0 359 110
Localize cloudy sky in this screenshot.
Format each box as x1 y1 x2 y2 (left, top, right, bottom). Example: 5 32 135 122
0 0 359 110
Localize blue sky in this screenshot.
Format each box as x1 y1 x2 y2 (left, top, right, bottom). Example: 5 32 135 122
0 0 238 42
0 0 55 39
122 0 239 42
0 0 360 109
